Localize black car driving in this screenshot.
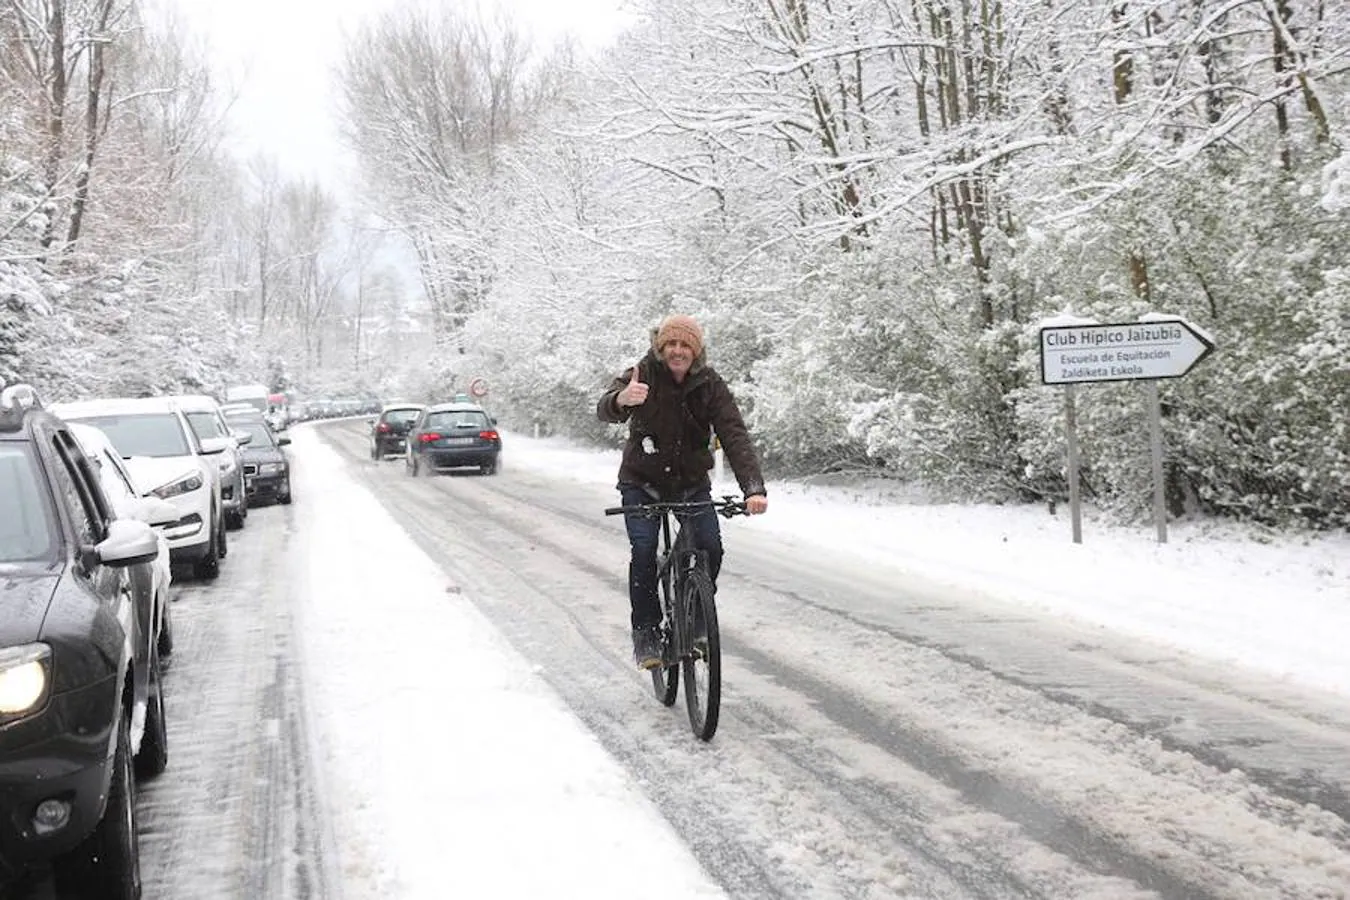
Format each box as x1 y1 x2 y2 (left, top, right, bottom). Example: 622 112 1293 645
0 383 167 898
405 402 502 476
224 412 293 506
370 403 425 459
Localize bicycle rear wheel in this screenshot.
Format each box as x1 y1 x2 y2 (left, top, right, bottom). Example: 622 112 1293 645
681 566 720 741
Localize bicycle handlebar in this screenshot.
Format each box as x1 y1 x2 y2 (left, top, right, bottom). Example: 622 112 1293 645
604 495 749 519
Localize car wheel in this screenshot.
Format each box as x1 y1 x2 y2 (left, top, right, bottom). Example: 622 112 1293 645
53 712 141 900
217 511 228 558
193 526 220 581
157 591 174 659
410 456 421 477
135 648 169 779
370 442 380 460
279 479 293 505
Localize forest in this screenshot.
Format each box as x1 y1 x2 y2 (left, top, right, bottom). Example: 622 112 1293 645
1 0 1346 527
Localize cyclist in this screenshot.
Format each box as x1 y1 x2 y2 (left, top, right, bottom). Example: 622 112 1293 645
597 314 768 669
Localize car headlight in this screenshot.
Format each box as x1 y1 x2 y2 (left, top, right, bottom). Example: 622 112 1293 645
152 472 204 499
260 462 286 476
0 644 51 716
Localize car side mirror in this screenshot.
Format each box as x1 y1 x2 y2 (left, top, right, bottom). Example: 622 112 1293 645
93 519 160 568
278 436 291 446
233 430 253 446
198 436 231 455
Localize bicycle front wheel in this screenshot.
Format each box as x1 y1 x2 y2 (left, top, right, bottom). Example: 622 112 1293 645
681 566 720 741
652 652 679 706
652 573 679 707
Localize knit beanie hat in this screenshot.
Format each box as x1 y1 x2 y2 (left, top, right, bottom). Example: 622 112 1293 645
656 314 704 357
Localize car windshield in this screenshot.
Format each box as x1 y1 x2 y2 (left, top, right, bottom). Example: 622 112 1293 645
184 410 227 439
236 421 275 449
425 411 491 430
72 413 191 458
0 445 54 562
383 408 421 425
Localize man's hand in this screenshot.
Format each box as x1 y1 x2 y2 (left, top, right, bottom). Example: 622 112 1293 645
617 365 648 408
745 494 768 515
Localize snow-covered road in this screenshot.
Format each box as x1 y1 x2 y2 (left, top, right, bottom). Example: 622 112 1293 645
310 419 1350 899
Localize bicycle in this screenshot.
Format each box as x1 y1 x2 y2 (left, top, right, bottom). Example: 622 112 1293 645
605 495 748 741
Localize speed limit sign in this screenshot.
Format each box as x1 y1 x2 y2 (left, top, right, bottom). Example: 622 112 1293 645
468 377 489 398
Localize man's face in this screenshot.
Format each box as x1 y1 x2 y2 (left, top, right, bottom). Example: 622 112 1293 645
661 339 696 380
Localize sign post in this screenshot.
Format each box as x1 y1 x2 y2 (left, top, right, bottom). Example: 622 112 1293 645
1064 384 1082 544
1146 380 1167 543
1039 316 1214 543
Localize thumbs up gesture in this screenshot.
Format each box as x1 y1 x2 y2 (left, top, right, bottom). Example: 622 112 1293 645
617 364 649 408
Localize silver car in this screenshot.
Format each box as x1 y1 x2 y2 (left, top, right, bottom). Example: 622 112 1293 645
169 394 252 530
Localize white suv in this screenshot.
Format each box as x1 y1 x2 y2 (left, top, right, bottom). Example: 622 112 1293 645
50 397 229 580
167 394 251 530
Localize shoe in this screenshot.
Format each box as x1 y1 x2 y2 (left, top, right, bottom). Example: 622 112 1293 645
632 625 663 670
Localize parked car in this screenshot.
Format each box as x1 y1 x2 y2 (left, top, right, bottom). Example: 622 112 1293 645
167 394 251 530
50 396 229 580
222 410 293 506
222 383 269 416
405 402 502 476
370 403 425 460
69 422 179 661
0 383 168 898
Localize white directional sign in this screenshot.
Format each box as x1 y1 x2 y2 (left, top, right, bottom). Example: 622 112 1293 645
1039 319 1214 385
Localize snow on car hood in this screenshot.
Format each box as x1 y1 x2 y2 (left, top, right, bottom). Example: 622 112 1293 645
240 446 287 466
122 455 201 492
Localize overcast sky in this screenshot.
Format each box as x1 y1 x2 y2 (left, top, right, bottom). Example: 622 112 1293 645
167 0 635 186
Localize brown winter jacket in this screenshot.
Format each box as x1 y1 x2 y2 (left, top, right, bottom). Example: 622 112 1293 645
597 346 766 499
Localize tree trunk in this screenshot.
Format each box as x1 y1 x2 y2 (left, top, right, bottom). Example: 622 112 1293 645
66 0 115 250
1268 0 1293 171
39 0 68 253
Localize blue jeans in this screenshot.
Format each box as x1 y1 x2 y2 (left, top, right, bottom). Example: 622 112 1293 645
621 483 723 630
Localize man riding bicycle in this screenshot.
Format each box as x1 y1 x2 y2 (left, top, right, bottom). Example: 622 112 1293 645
597 314 768 669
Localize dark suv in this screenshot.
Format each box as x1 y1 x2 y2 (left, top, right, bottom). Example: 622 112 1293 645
0 383 168 898
370 403 425 460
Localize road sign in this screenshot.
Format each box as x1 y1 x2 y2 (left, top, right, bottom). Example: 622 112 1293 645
1039 319 1213 385
468 376 489 398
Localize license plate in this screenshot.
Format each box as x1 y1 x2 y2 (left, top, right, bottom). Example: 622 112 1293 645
442 437 474 446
